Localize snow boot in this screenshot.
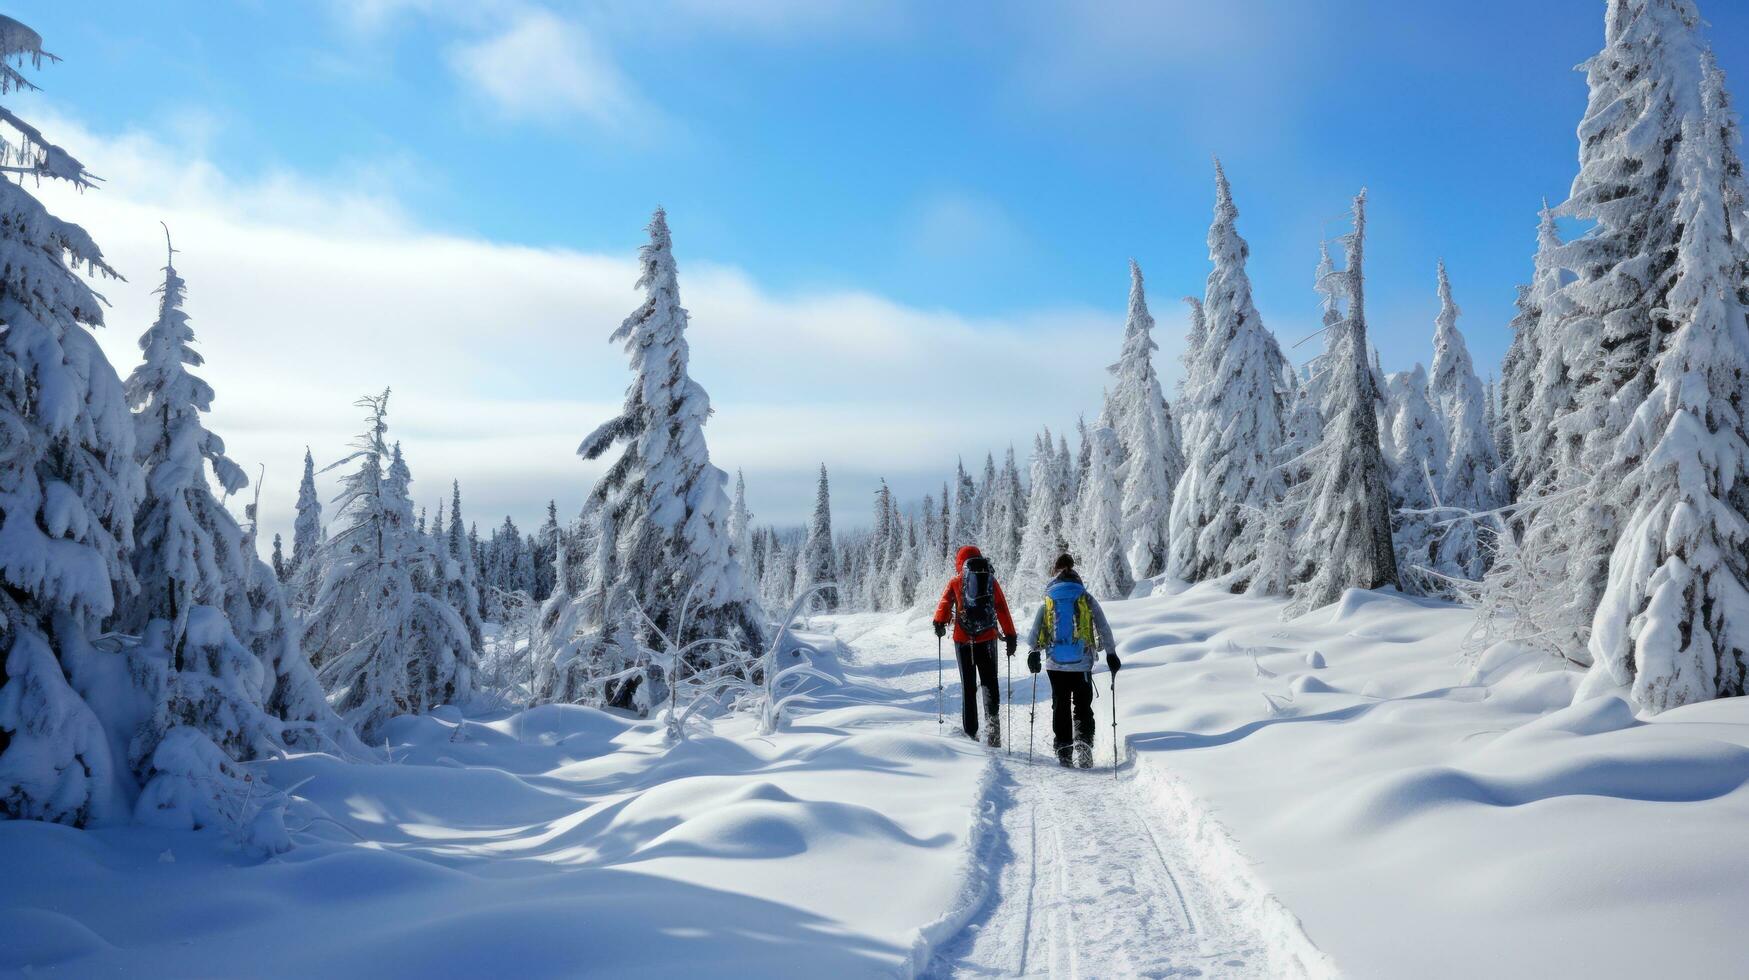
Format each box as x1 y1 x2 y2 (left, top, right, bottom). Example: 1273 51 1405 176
1056 745 1074 767
1074 741 1093 769
984 715 1002 748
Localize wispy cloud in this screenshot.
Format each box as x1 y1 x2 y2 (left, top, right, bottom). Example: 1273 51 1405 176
446 8 654 130
36 110 1129 537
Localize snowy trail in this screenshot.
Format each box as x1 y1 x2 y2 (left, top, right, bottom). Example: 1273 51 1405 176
823 612 1273 979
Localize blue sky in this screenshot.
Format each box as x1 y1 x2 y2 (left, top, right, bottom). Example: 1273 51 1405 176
19 0 1749 534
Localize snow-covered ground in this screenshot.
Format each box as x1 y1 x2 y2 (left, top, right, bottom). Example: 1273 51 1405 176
0 629 989 979
5 587 1747 978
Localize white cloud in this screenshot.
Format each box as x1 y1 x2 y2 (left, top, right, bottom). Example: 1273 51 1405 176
34 110 1143 542
446 8 651 129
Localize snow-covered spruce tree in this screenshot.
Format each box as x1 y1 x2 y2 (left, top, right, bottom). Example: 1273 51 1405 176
1504 203 1574 504
1014 432 1070 599
535 211 764 710
886 517 921 610
974 453 997 541
1107 261 1181 581
796 464 838 612
862 480 894 610
1169 161 1290 590
1179 295 1207 407
1551 0 1712 648
271 535 286 582
985 447 1027 577
1584 55 1749 711
287 447 323 611
303 393 474 739
727 470 753 567
0 20 144 826
1072 426 1133 599
950 460 977 550
1292 191 1398 612
1382 366 1446 587
120 236 348 843
1426 261 1499 580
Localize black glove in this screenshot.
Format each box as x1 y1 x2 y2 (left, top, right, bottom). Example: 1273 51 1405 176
932 621 946 638
1106 652 1122 675
1027 651 1041 674
1003 634 1018 657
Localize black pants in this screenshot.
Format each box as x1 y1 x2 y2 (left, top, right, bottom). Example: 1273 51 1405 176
955 639 1000 740
1047 669 1094 760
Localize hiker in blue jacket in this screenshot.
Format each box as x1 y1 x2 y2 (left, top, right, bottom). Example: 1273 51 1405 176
1025 554 1121 768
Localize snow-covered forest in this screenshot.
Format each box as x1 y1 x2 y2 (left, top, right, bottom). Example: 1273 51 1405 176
5 3 1749 978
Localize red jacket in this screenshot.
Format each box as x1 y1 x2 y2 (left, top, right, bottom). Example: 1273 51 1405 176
933 545 1018 644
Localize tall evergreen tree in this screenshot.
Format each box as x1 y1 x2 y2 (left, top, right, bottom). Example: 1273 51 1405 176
1015 431 1070 599
1427 261 1499 579
796 464 838 612
1292 191 1398 611
1382 366 1446 585
303 393 475 739
1550 0 1712 649
1107 261 1181 580
1586 52 1749 711
727 470 753 565
1072 427 1133 599
534 210 763 709
288 448 323 610
1170 161 1291 590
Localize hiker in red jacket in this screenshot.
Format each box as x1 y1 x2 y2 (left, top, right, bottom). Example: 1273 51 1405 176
932 545 1018 746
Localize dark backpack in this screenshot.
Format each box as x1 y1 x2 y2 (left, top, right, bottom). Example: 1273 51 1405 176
958 556 999 636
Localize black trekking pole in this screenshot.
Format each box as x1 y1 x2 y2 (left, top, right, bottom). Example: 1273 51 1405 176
1110 672 1120 777
936 634 944 736
1027 671 1037 765
1005 651 1013 757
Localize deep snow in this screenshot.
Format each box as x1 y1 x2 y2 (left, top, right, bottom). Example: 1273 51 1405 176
5 585 1748 979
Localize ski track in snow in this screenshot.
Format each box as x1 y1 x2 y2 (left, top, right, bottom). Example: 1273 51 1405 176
826 612 1272 980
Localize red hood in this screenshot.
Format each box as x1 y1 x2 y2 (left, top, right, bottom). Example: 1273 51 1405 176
955 545 982 573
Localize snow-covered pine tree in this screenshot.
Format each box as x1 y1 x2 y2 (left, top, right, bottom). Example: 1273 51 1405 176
0 20 144 826
1584 52 1749 711
863 480 894 610
950 460 977 551
985 448 1027 578
1169 161 1291 590
271 534 286 582
727 470 753 567
974 453 997 542
1179 296 1207 407
887 516 921 610
303 393 474 739
535 210 764 709
1382 365 1446 586
1500 205 1563 503
1426 261 1499 580
529 500 559 602
1551 0 1712 651
1107 261 1181 581
1072 426 1133 599
286 447 324 611
796 464 838 612
1292 191 1398 612
1014 432 1070 599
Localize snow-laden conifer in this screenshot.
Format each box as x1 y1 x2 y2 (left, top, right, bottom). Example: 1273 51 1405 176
1014 433 1070 600
0 20 144 825
1072 426 1133 599
286 449 324 611
534 210 763 710
1169 162 1290 590
728 470 753 565
303 393 475 739
1551 0 1711 643
1382 366 1445 586
1426 261 1498 579
1107 261 1181 580
796 465 838 612
1585 55 1749 711
1292 192 1398 611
